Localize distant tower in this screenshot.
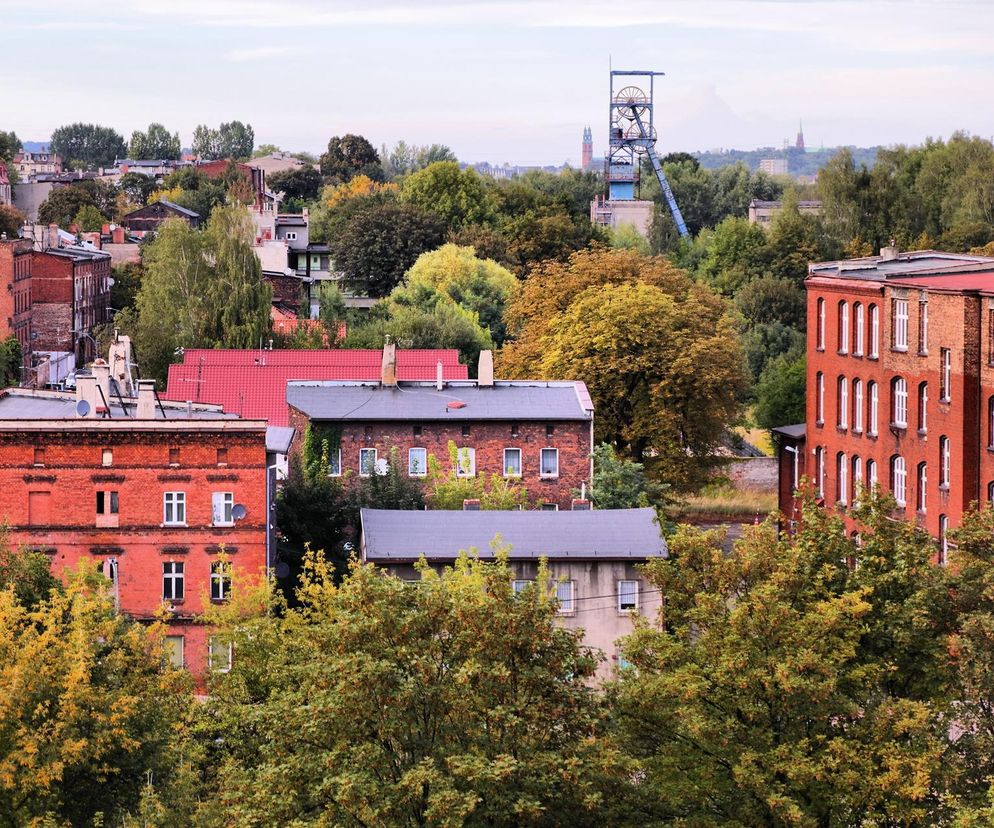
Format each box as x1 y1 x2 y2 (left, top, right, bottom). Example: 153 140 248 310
795 120 805 150
581 126 593 169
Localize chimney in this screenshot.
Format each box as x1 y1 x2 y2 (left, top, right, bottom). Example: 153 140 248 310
76 375 98 418
136 379 156 418
880 239 899 261
477 349 494 387
462 499 481 511
112 226 125 244
436 360 444 391
380 341 397 386
102 223 110 235
571 499 592 511
47 223 58 250
91 359 111 413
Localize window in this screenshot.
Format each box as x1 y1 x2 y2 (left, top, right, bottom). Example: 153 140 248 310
618 580 639 612
413 424 423 438
33 447 45 466
212 492 234 526
556 580 576 615
503 448 522 477
940 348 951 401
940 436 950 488
216 447 228 466
285 231 297 241
455 447 476 477
816 297 825 349
918 293 929 353
939 515 949 566
540 448 559 478
540 502 559 511
102 448 113 467
853 303 864 356
837 376 848 429
989 481 994 503
837 452 848 505
853 380 863 433
868 381 878 435
460 424 471 438
869 304 879 358
408 448 427 477
852 455 863 504
816 372 825 424
512 579 531 594
209 637 232 672
814 447 825 498
163 492 186 525
838 301 849 354
546 424 555 439
162 561 184 601
867 458 878 490
210 561 231 602
359 448 377 477
917 463 927 513
96 491 119 515
892 298 908 350
363 426 373 439
328 447 342 477
168 447 180 466
919 383 928 433
510 422 520 438
891 455 907 506
892 377 908 427
164 635 184 669
989 397 994 449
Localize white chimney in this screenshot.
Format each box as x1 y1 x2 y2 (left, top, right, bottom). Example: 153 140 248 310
76 375 98 418
880 239 899 261
136 379 156 419
91 358 111 413
436 360 444 391
381 341 397 386
478 349 494 387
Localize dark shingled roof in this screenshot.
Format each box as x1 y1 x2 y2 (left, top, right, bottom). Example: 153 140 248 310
287 380 594 422
360 508 665 562
771 423 805 439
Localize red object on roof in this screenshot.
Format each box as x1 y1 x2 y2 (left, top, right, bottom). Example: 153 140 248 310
165 349 468 426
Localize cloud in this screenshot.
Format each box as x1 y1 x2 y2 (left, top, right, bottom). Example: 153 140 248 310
223 46 292 62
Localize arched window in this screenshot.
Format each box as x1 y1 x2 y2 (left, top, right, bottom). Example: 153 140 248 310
939 435 950 488
868 381 878 435
814 446 825 498
891 455 907 506
868 304 879 358
938 514 949 566
918 382 928 433
988 481 994 503
988 396 994 448
891 377 908 427
853 379 863 433
853 303 864 356
816 297 826 350
867 458 878 490
917 462 927 513
941 348 952 401
837 452 848 505
837 376 848 429
816 372 825 425
852 455 862 504
892 296 909 350
838 301 849 354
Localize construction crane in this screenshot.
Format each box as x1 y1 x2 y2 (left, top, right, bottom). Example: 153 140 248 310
606 69 689 237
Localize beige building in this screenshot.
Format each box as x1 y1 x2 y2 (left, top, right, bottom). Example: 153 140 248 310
360 507 667 679
748 198 822 227
246 152 308 177
590 196 655 237
759 158 788 176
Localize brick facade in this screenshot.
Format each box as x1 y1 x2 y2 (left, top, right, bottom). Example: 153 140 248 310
0 420 270 681
0 238 32 357
31 248 111 361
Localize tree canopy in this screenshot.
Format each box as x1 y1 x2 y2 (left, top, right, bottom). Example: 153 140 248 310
128 122 181 160
192 121 255 161
49 122 127 169
38 185 100 227
319 133 383 184
400 161 495 230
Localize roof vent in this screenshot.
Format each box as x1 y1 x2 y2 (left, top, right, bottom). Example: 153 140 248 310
571 499 592 511
447 400 466 409
462 499 481 511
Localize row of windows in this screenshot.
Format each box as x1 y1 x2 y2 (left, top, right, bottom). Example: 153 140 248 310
31 446 231 467
330 447 561 479
98 558 230 603
817 295 931 356
164 634 232 672
816 368 951 433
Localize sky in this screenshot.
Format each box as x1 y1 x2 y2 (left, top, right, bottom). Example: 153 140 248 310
4 0 994 166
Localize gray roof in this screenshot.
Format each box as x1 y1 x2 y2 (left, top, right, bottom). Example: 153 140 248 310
157 199 201 219
287 380 594 422
0 389 234 420
361 507 665 562
265 426 295 454
771 423 806 439
808 250 994 282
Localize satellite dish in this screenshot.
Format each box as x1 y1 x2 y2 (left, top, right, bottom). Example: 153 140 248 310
274 561 290 579
75 399 91 417
231 504 247 521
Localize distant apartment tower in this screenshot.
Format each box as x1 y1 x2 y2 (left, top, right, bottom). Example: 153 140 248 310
581 126 593 170
759 158 788 176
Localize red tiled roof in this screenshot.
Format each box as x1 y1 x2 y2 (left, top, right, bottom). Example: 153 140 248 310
165 349 468 426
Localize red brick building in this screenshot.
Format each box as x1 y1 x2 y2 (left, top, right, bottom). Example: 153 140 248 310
776 248 994 559
31 246 111 362
0 381 284 681
286 347 595 510
0 237 33 359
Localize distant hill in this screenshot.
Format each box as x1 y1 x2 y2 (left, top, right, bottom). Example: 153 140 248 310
694 146 879 177
21 140 52 153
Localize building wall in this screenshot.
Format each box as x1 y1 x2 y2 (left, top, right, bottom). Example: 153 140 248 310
31 250 112 361
12 181 56 222
0 239 32 353
0 425 270 682
288 410 593 510
589 198 654 236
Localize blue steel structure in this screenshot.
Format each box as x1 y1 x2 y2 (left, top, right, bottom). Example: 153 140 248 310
607 69 689 237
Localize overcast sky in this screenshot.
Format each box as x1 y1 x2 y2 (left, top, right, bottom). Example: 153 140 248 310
5 0 993 165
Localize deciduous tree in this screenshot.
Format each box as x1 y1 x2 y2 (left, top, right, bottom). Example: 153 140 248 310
266 165 322 204
401 161 495 230
38 186 98 227
49 122 127 169
128 122 181 160
319 133 382 184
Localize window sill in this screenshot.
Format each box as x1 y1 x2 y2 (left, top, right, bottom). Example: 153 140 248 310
852 353 864 359
815 420 825 428
890 424 908 434
212 522 235 528
162 523 188 528
210 598 230 605
918 429 928 437
836 427 848 434
891 347 909 354
408 473 427 479
617 608 637 616
504 473 522 480
539 475 560 480
837 351 849 356
164 599 185 606
938 484 950 492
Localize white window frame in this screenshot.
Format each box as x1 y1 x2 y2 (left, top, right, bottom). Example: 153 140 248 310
209 636 233 673
816 372 824 424
892 455 907 506
940 435 950 488
853 379 863 433
867 458 878 490
540 502 559 511
852 455 862 504
816 297 825 350
408 447 427 477
939 514 949 566
328 447 342 477
163 491 186 526
210 561 230 601
540 447 559 478
838 302 849 354
919 294 929 353
919 383 928 433
101 448 113 467
868 381 879 435
941 348 952 401
853 303 864 356
815 446 825 498
892 377 908 428
555 579 576 615
162 561 185 601
893 298 909 351
618 579 639 613
917 462 927 513
285 231 297 241
503 447 522 477
837 376 848 429
837 452 848 505
455 447 476 478
359 448 377 477
212 491 234 526
165 635 184 669
512 579 531 594
869 304 879 358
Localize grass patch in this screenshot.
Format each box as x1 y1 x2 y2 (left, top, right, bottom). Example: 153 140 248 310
667 484 777 521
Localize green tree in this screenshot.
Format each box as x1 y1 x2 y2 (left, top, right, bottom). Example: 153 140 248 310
742 320 805 382
328 202 445 297
753 350 806 431
0 131 20 166
319 133 383 184
394 243 519 345
49 122 127 169
199 550 610 826
0 337 21 389
401 161 495 230
0 205 24 239
266 165 322 204
73 203 106 232
697 215 770 296
38 186 98 227
128 123 181 160
218 121 254 160
118 171 158 206
191 124 222 160
382 140 458 179
588 443 664 509
735 275 807 329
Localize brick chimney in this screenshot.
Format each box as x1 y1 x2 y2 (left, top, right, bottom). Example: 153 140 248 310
380 341 397 386
136 379 156 419
112 226 125 244
478 349 494 387
880 239 899 261
47 223 58 250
